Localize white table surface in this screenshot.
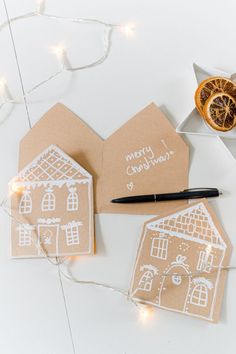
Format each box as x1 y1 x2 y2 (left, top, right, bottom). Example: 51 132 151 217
0 0 236 353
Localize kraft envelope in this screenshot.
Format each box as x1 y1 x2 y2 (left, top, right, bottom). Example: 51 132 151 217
130 199 232 322
19 103 189 215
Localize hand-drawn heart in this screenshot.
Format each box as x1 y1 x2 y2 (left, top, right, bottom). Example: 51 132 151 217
127 182 134 191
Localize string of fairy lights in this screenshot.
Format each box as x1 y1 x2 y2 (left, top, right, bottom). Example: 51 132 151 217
2 185 236 324
0 0 135 126
0 0 235 334
0 0 149 325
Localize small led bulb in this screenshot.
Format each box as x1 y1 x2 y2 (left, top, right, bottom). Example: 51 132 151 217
36 0 46 14
10 179 25 195
0 78 6 95
51 43 66 59
139 305 153 323
121 23 136 37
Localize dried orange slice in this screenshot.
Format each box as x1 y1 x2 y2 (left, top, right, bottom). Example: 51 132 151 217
203 92 236 131
195 76 236 114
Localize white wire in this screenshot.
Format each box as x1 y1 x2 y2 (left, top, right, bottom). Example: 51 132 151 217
1 198 143 311
0 1 139 315
0 6 122 124
1 195 236 311
2 4 233 310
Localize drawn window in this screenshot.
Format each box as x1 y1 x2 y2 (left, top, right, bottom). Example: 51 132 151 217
65 224 80 246
41 190 55 211
197 251 213 273
138 271 154 292
190 284 208 307
19 192 32 214
18 225 32 246
151 238 168 260
67 189 79 211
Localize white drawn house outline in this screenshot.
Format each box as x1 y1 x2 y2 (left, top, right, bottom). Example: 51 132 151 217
15 144 91 184
130 202 228 321
10 145 93 257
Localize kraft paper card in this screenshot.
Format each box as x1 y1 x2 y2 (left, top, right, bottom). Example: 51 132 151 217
18 102 189 215
10 145 94 258
130 199 232 322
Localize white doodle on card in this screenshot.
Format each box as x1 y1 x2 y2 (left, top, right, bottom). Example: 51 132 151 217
161 139 168 150
41 229 53 245
161 139 174 155
126 182 134 191
10 144 94 258
137 265 158 292
130 200 231 322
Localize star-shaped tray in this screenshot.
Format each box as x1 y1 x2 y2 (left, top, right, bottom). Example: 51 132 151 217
176 63 236 161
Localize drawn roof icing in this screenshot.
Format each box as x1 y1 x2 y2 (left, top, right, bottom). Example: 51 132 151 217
147 202 226 248
17 145 91 183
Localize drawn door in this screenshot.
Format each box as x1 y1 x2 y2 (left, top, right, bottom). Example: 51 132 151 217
159 265 190 312
37 224 59 256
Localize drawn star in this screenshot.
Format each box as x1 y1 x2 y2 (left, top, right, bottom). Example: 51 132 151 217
176 63 236 161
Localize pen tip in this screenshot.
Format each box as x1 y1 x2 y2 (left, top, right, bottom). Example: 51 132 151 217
111 198 124 203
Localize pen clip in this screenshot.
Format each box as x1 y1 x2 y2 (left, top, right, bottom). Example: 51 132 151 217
182 188 218 192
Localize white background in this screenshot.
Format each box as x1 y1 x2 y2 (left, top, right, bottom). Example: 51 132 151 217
0 0 236 353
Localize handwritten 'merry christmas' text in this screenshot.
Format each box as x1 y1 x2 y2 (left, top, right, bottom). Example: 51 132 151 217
125 142 174 176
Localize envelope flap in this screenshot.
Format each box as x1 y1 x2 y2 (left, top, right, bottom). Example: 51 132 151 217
19 103 104 211
101 103 189 214
19 103 103 168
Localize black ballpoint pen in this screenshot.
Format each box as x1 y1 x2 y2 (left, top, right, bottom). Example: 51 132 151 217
111 188 222 204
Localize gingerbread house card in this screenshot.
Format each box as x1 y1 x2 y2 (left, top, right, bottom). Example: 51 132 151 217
10 145 94 258
130 199 232 322
18 103 189 215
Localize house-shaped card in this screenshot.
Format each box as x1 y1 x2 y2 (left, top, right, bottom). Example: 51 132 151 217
130 199 232 322
9 145 94 258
